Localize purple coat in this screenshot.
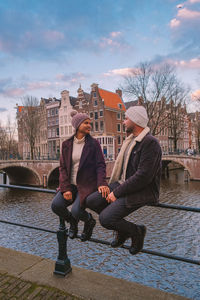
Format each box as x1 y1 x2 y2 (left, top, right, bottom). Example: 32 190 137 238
59 134 107 205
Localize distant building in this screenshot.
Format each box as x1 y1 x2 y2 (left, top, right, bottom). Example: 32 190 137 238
46 98 60 159
75 83 126 159
59 90 77 148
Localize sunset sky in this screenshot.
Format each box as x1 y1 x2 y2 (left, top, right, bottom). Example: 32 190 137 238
0 0 200 125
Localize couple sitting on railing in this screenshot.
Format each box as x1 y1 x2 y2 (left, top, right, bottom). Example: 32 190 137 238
51 106 162 255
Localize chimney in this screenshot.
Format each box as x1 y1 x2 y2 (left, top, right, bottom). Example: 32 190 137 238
116 89 122 98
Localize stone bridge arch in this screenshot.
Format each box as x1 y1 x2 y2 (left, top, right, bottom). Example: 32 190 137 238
47 166 59 187
162 155 200 180
0 164 41 186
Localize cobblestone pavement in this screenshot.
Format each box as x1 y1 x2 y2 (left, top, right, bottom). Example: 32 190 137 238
0 272 81 300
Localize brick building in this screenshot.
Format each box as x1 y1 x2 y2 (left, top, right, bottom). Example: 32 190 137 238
75 83 126 159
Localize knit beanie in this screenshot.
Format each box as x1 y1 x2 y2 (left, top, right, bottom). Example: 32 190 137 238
125 106 149 128
70 110 90 130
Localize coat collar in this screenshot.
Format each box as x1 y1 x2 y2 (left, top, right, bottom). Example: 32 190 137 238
134 127 150 142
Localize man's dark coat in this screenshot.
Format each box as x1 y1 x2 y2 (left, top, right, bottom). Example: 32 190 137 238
113 133 162 208
59 134 107 205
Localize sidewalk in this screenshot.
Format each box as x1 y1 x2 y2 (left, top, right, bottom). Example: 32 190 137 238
0 246 189 300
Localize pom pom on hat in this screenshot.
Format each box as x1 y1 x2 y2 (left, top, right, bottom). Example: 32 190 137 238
70 110 90 130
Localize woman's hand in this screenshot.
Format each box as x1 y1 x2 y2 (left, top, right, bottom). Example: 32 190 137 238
63 191 72 201
98 186 110 198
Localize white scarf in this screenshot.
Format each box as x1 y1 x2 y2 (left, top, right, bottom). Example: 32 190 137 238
109 127 150 184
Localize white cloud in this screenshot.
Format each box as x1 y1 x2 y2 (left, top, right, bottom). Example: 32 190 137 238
104 67 138 77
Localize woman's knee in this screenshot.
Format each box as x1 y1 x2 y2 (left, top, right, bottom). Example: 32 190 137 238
51 193 65 214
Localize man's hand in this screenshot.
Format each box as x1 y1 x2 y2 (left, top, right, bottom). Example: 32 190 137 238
63 191 72 201
98 186 110 198
106 192 116 203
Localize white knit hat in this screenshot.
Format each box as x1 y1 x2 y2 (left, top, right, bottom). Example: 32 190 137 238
125 106 149 128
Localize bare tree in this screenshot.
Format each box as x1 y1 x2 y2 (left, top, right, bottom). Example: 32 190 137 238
0 122 7 159
21 96 40 160
122 62 189 137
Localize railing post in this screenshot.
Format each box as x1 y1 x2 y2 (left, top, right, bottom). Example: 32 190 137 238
54 217 72 276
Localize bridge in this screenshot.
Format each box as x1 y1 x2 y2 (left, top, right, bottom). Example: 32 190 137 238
0 155 200 186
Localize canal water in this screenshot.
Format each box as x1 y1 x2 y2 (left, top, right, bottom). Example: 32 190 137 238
0 169 199 299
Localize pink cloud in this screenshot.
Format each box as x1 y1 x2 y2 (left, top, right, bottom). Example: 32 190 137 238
27 81 52 90
191 89 200 100
173 57 200 69
5 88 24 97
43 30 64 42
177 7 200 19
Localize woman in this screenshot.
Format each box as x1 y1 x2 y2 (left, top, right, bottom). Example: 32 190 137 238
51 110 109 241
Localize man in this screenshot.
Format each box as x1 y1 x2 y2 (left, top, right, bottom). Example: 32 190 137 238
86 106 162 255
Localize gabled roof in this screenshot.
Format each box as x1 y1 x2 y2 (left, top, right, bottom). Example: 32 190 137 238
125 100 138 109
69 96 78 107
98 88 125 111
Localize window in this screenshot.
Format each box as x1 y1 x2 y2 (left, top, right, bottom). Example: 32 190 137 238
51 109 55 116
56 128 59 136
94 100 98 106
118 103 122 109
100 121 104 131
90 112 93 118
95 122 98 131
99 110 103 117
65 126 68 135
55 108 58 115
117 112 121 120
93 92 97 97
79 101 83 109
90 122 93 131
117 123 121 132
47 110 50 117
94 111 98 120
123 124 126 133
56 118 59 125
61 127 64 135
118 136 121 145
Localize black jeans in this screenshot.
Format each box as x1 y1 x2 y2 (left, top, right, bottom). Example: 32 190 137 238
51 189 90 222
85 182 143 237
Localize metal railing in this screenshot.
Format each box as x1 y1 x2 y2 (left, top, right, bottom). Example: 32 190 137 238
0 183 199 277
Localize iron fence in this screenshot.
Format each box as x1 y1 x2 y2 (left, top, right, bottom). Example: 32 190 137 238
0 183 199 277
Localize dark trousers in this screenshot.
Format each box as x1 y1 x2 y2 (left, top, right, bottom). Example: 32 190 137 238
85 182 143 237
51 189 90 222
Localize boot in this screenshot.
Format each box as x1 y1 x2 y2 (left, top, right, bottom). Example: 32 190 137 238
111 231 128 248
80 213 96 241
129 225 146 255
68 213 78 239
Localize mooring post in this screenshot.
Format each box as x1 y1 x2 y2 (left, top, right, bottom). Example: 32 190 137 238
3 172 7 184
54 217 72 276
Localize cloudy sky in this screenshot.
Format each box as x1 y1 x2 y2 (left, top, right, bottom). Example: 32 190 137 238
0 0 200 125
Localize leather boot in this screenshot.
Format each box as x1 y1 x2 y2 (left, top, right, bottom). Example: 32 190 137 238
110 231 128 248
68 213 78 239
129 225 146 255
80 213 96 241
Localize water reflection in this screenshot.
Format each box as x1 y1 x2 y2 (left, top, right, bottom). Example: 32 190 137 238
0 170 200 299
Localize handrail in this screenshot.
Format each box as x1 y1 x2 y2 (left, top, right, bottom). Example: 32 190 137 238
1 184 199 213
0 183 199 276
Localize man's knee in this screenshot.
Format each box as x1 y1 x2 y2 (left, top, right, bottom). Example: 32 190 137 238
99 212 113 230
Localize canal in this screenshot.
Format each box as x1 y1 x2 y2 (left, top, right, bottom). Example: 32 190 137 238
0 169 199 299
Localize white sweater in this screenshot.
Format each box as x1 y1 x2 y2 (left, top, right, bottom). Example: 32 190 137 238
70 136 85 185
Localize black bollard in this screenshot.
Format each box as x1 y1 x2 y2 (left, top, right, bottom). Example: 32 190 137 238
3 172 7 184
54 217 72 276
